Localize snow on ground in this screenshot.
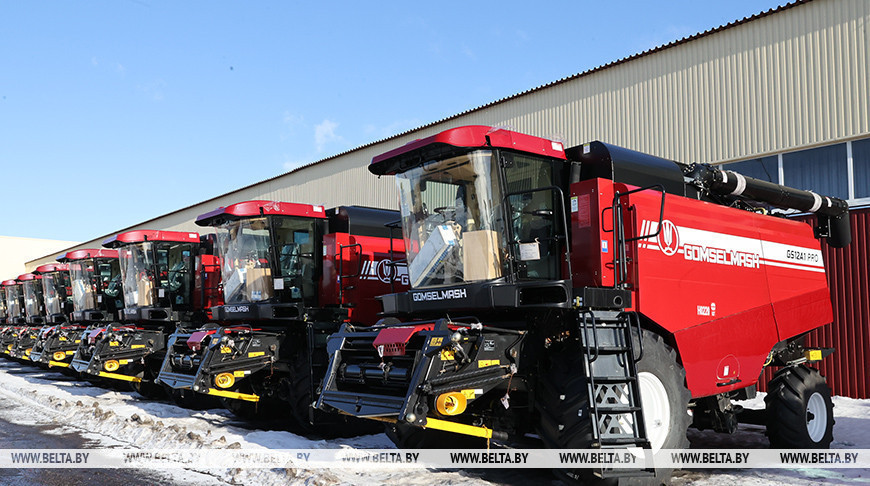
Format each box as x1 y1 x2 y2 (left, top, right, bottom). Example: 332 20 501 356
0 360 503 485
0 359 868 485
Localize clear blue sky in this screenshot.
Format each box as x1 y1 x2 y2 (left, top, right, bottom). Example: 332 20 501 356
1 0 788 242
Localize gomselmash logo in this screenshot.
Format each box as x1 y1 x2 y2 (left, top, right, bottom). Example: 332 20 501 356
360 259 409 285
412 288 468 302
641 219 760 269
656 220 680 256
638 219 824 273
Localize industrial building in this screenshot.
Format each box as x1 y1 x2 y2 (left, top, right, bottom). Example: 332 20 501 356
23 0 870 397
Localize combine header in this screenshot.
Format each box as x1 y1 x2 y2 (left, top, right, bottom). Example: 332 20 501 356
316 126 850 481
158 202 407 431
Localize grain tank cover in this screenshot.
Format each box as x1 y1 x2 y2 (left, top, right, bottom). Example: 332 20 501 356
326 206 400 238
566 141 686 196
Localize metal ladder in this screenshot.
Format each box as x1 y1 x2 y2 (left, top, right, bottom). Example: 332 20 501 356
578 310 655 479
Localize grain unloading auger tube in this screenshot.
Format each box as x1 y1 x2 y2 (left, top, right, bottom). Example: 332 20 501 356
316 125 849 483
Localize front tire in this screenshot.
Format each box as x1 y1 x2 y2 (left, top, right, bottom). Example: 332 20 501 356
285 348 381 437
537 329 691 484
765 365 834 448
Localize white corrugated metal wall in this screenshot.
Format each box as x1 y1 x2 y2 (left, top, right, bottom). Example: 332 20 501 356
26 0 870 269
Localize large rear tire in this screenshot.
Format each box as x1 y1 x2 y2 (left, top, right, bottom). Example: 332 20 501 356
537 329 691 485
765 365 834 448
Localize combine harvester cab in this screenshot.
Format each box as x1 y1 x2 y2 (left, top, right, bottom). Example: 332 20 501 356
317 126 850 481
28 263 82 368
72 230 220 397
62 249 125 374
157 201 407 432
1 279 27 358
8 273 47 361
0 285 7 339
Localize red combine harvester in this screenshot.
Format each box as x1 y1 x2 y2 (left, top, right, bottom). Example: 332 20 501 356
157 202 407 431
317 126 850 481
0 283 7 328
63 249 125 374
71 230 221 397
6 273 47 360
2 279 26 325
1 279 27 359
28 263 83 368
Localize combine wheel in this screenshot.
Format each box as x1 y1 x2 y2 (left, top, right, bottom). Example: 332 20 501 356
286 349 382 437
220 381 271 419
765 365 833 448
537 329 690 485
164 386 219 410
131 366 166 399
131 378 165 398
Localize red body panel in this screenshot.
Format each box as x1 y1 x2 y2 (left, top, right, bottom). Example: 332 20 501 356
320 233 407 324
571 179 617 288
193 254 223 312
571 179 832 399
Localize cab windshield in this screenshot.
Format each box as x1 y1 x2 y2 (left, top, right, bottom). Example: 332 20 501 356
22 280 43 318
119 242 195 309
69 259 121 312
397 149 564 289
0 292 6 320
396 150 506 288
119 243 154 308
5 286 23 318
216 216 315 304
42 272 70 316
69 261 96 312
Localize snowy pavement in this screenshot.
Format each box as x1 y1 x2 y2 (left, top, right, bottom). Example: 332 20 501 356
0 359 867 485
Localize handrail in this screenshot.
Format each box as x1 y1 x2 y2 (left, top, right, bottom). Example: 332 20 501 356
606 184 665 289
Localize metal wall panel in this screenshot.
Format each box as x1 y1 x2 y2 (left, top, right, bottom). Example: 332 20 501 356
460 0 870 165
760 207 870 398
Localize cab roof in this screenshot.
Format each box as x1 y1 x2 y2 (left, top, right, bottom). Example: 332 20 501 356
35 263 69 274
103 230 201 248
195 200 326 227
2 280 20 287
17 273 41 281
369 125 566 176
57 249 119 262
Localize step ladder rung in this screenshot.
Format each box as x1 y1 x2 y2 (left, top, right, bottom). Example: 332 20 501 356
596 405 642 414
591 376 637 384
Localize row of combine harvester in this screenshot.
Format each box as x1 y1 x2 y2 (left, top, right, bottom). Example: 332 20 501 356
0 126 853 484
